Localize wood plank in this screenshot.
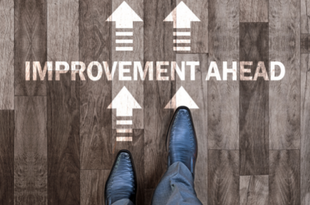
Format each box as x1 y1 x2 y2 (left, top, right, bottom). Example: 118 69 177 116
269 0 300 149
240 0 268 22
175 0 208 53
240 175 269 205
0 0 14 109
47 0 80 204
208 0 239 149
208 150 239 205
14 0 47 96
239 23 269 175
0 111 14 205
301 0 310 34
143 0 175 189
175 54 208 204
112 129 144 205
301 54 310 205
269 150 300 205
79 0 113 170
81 170 109 205
14 97 47 204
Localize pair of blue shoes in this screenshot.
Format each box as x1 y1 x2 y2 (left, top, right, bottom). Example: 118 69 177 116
105 106 198 205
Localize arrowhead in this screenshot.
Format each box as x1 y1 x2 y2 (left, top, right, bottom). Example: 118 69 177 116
108 86 142 116
165 86 199 109
164 1 200 28
106 1 143 28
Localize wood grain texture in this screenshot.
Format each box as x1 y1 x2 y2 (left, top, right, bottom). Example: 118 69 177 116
301 54 310 205
240 175 269 205
240 0 268 22
14 97 47 205
208 0 239 149
176 0 208 53
143 0 175 189
79 0 113 170
239 23 269 175
112 129 144 205
208 150 239 205
0 111 14 205
269 0 300 149
175 54 208 204
81 170 109 205
301 0 310 34
0 0 14 109
269 150 300 205
14 0 47 96
47 0 80 204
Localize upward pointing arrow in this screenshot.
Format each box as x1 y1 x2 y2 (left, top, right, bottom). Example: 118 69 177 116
164 1 200 28
106 1 143 28
108 86 142 116
165 86 199 109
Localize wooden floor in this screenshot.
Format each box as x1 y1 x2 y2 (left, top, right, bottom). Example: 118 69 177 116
0 0 308 204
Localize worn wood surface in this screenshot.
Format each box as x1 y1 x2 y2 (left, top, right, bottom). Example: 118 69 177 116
14 97 47 205
0 0 14 109
47 0 80 204
14 0 47 96
0 111 14 205
240 0 268 22
240 175 269 205
208 0 239 149
239 23 269 175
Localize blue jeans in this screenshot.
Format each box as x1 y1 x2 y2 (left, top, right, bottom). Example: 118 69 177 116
112 162 202 205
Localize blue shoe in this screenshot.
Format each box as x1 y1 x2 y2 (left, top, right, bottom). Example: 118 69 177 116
105 150 137 205
167 106 198 177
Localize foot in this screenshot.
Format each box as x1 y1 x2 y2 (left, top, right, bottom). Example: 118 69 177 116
105 150 137 205
167 106 198 177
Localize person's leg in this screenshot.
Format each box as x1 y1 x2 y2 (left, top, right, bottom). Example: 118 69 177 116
105 150 137 205
152 162 202 205
152 106 202 205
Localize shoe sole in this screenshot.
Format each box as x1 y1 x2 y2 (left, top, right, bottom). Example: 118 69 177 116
104 149 138 205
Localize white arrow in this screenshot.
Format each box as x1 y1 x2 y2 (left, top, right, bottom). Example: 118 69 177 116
108 86 142 116
106 1 143 29
164 1 200 29
165 86 199 109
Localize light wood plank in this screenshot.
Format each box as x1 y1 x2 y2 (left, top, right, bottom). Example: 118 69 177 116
240 0 268 22
14 0 47 96
269 0 300 149
0 0 14 109
240 175 269 205
208 0 239 149
47 0 80 204
14 97 47 204
0 111 14 205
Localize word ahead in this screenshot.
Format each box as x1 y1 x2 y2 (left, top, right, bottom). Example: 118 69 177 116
25 61 285 82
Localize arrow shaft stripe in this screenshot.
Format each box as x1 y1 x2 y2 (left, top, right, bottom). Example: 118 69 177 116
116 129 133 133
116 32 133 36
173 47 191 51
173 39 191 44
116 39 133 44
116 120 133 125
116 47 133 51
173 32 191 36
116 137 132 142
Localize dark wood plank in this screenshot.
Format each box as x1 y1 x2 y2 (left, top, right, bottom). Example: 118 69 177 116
47 0 80 204
301 54 310 205
14 97 47 204
79 0 113 170
269 0 300 149
0 111 14 205
81 170 109 205
14 0 47 96
208 150 239 205
239 23 269 175
240 175 269 205
175 54 208 204
0 0 14 109
269 150 300 205
208 0 239 149
143 0 176 189
301 34 310 54
112 129 144 205
240 0 268 22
